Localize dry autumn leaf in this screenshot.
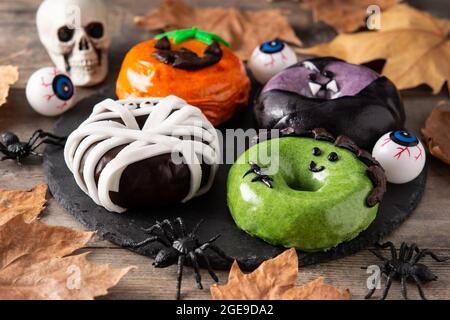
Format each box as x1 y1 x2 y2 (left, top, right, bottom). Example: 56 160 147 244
299 4 450 93
134 0 302 60
0 183 47 225
0 184 134 299
422 101 450 165
0 65 19 107
301 0 399 33
211 248 351 300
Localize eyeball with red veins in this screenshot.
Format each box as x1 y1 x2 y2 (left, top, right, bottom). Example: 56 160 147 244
248 39 298 84
372 130 426 184
26 67 75 117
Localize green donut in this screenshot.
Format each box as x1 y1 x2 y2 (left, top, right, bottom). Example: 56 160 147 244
227 133 385 252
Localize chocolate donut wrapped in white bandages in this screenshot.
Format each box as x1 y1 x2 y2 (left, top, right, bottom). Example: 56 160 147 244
64 95 221 213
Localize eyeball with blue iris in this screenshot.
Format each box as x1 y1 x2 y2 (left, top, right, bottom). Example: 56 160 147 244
25 67 75 116
372 130 426 184
248 39 297 84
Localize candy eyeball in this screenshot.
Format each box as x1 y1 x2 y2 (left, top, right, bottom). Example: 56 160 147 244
25 67 75 116
248 39 297 84
372 130 426 184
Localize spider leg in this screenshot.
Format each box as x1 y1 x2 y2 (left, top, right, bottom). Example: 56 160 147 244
375 242 397 260
143 222 175 243
195 248 219 282
412 274 427 300
175 217 186 236
188 251 203 290
160 219 178 240
28 129 44 146
122 235 168 248
0 142 8 153
405 243 417 261
401 276 408 300
30 151 43 157
206 244 234 262
201 234 221 246
176 255 185 300
190 219 205 236
380 271 395 300
31 138 66 151
412 249 449 264
399 242 408 261
15 156 22 166
369 249 388 261
243 168 254 178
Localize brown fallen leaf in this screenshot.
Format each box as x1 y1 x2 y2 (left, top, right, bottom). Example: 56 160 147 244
0 65 19 107
134 0 302 60
0 183 47 225
422 101 450 165
211 248 351 300
299 4 450 93
0 215 134 299
301 0 399 33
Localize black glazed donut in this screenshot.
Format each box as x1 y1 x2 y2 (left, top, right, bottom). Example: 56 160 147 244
254 57 405 150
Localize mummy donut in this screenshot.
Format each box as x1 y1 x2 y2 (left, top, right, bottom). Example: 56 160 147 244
372 130 426 184
116 27 250 126
248 39 298 84
64 95 221 213
255 57 405 150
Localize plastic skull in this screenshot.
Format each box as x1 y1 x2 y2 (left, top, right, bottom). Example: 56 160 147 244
36 0 110 87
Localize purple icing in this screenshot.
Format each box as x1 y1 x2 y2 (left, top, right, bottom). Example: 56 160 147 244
262 61 380 99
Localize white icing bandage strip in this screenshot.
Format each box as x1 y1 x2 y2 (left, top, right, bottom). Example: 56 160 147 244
64 95 221 213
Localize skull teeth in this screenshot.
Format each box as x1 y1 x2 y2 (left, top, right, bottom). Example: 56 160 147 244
70 60 98 67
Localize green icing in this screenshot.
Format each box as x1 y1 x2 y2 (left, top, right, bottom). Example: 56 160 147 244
227 137 378 252
155 27 231 47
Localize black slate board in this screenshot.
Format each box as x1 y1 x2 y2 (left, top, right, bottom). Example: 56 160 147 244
44 86 427 271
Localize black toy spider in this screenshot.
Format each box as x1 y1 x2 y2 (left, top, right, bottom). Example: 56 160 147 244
365 241 449 300
0 129 66 165
123 217 233 300
243 161 273 188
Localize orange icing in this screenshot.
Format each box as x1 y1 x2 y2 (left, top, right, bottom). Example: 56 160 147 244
116 38 250 126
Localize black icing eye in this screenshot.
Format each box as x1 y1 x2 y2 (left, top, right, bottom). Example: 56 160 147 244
57 26 74 42
322 70 334 78
308 73 317 81
85 22 104 39
52 74 74 101
312 147 321 156
327 152 339 162
260 39 285 54
390 130 418 147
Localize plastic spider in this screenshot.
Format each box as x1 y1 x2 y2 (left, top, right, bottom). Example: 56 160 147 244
0 129 66 165
243 161 273 188
365 242 449 300
123 218 233 300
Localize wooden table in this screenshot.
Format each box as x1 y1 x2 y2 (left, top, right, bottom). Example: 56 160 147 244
1 0 449 300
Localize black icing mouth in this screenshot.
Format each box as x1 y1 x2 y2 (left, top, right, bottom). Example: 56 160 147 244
309 160 324 173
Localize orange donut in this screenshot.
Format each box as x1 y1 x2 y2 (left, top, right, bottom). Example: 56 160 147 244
116 30 250 126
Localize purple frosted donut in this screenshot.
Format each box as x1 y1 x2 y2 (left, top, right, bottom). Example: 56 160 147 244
254 57 405 150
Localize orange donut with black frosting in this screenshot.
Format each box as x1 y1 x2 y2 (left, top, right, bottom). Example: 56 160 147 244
116 28 250 126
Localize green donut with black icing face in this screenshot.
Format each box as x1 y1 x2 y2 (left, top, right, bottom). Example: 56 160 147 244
227 131 385 252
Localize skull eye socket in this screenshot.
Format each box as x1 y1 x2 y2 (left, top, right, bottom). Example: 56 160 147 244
85 22 104 39
57 26 74 42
